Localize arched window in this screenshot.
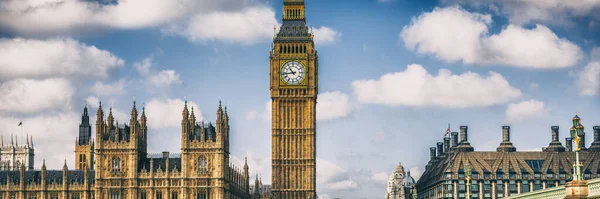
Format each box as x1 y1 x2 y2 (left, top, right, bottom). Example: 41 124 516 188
112 157 121 172
198 156 207 173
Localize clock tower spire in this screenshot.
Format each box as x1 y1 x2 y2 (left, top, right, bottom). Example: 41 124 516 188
270 0 318 198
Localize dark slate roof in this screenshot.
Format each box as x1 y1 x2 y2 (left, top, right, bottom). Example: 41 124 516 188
0 170 94 185
140 156 182 173
416 150 600 190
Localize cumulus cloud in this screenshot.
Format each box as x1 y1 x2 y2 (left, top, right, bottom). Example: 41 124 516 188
145 98 201 129
91 80 127 96
0 78 74 114
317 159 361 191
312 26 342 46
441 0 600 26
409 167 424 181
400 6 583 68
505 99 548 123
134 57 182 88
352 64 522 108
0 112 80 169
247 91 354 122
316 91 353 121
371 172 389 185
577 48 600 96
162 6 278 45
0 38 124 80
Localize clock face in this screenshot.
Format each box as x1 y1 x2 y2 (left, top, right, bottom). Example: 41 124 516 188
281 61 305 84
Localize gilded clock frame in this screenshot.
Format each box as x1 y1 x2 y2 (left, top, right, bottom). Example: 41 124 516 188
279 59 308 87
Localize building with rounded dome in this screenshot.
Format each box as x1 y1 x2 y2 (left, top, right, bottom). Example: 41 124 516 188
386 162 416 199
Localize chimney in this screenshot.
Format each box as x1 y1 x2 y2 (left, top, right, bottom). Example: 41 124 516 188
429 147 437 161
497 126 516 152
451 132 459 147
590 126 600 151
460 126 468 143
162 151 169 159
443 137 450 153
456 126 474 152
437 142 444 157
566 138 573 152
546 126 565 152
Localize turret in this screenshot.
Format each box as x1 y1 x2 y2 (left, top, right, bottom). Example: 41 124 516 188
62 160 68 189
497 126 516 152
254 174 260 195
181 100 190 144
41 160 47 187
244 157 250 194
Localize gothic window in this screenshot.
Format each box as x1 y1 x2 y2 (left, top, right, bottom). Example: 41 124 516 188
50 193 59 199
112 157 121 172
196 191 207 199
141 191 147 199
71 193 81 199
198 156 208 173
156 191 163 199
171 191 178 199
109 191 120 199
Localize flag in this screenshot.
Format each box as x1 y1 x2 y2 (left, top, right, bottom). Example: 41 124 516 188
18 121 22 126
444 123 450 136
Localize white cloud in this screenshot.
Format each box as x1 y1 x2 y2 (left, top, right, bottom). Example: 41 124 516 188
442 0 600 26
0 0 246 35
326 180 360 191
530 83 540 89
0 112 80 169
371 172 389 185
0 38 124 80
247 91 354 122
505 99 548 122
577 62 600 96
148 70 182 87
312 26 342 46
577 47 600 96
0 78 74 114
400 6 583 69
409 167 424 181
316 91 353 121
163 6 278 45
91 80 127 96
145 98 201 129
317 158 361 191
134 57 183 88
352 64 522 108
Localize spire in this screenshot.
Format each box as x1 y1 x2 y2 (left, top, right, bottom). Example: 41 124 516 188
131 99 138 118
30 135 33 147
11 134 14 146
26 133 29 147
107 107 114 124
63 159 68 170
141 104 147 123
83 103 88 116
42 159 46 170
244 156 249 170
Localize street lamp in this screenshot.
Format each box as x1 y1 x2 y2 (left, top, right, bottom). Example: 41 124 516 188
465 163 472 199
570 115 584 181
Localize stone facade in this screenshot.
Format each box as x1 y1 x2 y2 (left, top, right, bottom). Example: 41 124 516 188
269 0 318 198
0 134 34 171
386 162 416 199
416 115 600 199
0 101 251 199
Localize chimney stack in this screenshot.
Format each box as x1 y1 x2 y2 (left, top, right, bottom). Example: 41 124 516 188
443 137 450 153
566 138 573 152
456 126 474 152
546 126 565 152
497 126 516 152
590 126 600 151
451 132 459 147
429 147 437 161
437 142 444 157
162 151 169 159
460 126 468 143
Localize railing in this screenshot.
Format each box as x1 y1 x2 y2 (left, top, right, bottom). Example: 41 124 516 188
505 178 600 199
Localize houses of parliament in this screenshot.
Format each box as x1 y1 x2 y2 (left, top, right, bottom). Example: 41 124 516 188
0 0 319 198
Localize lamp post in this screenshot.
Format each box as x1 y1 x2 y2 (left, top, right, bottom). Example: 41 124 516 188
465 163 472 199
412 184 418 199
570 115 584 181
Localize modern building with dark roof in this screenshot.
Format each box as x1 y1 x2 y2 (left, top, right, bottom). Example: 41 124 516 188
416 115 600 199
0 100 253 199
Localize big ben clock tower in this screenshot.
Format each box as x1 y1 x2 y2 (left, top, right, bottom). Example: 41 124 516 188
270 0 318 198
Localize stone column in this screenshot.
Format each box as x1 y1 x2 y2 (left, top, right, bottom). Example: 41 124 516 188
564 180 588 199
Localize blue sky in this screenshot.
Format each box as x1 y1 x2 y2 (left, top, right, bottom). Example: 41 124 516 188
1 0 600 198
